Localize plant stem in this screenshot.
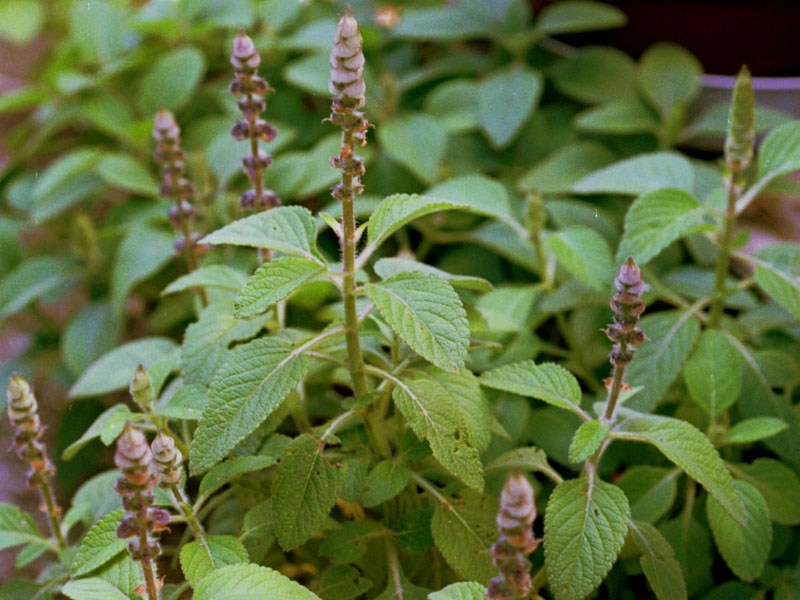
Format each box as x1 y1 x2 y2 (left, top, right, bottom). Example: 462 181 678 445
39 478 67 550
708 170 742 329
602 364 627 423
169 484 206 540
140 553 160 600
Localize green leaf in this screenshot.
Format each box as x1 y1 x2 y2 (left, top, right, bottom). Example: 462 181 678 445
273 434 345 551
725 417 788 444
535 0 626 35
426 174 516 224
71 510 126 577
111 225 175 316
729 458 800 526
137 46 205 114
572 152 694 195
424 80 479 133
575 98 658 134
484 447 555 476
639 43 702 115
625 310 701 413
0 503 44 551
478 66 542 149
69 0 129 64
659 517 712 596
431 488 497 584
518 142 614 194
757 121 800 182
614 411 746 525
707 481 771 582
69 337 177 398
198 456 278 505
377 113 447 184
480 361 587 419
617 188 709 266
194 563 322 600
163 265 249 296
616 466 680 523
30 149 104 220
543 475 630 600
63 406 133 461
235 258 324 318
428 582 486 600
550 47 638 104
62 303 121 377
749 242 800 319
180 536 249 588
320 521 381 565
201 206 322 263
319 565 373 600
0 256 79 319
629 521 688 600
61 578 132 600
392 371 484 490
683 329 742 416
361 461 410 508
366 272 469 372
568 420 609 463
96 154 159 196
367 194 463 249
545 226 614 291
62 470 123 529
393 0 517 40
0 1 44 44
190 337 309 474
283 52 331 96
374 258 492 292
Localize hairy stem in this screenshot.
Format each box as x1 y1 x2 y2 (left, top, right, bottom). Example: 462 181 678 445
708 170 742 329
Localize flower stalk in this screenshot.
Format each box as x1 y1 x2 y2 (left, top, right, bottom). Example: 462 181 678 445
6 375 67 550
151 432 206 539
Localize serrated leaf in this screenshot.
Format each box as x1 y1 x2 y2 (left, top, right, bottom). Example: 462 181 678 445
96 154 158 196
156 384 207 421
546 226 614 291
70 510 126 577
616 466 680 524
377 113 447 184
629 521 687 600
639 43 702 116
201 206 323 263
707 480 771 582
180 536 249 588
568 420 608 463
625 310 701 413
617 188 709 266
725 417 788 444
374 258 492 292
235 258 324 318
0 503 44 551
111 225 175 315
431 488 497 584
478 66 542 148
69 338 177 398
319 565 373 600
367 194 462 249
0 256 79 319
480 361 587 419
757 120 800 181
392 372 484 490
361 460 411 508
749 242 800 319
535 0 626 35
543 475 630 600
428 582 486 600
518 142 615 194
162 265 249 296
272 434 345 551
190 337 309 474
683 329 742 416
197 456 277 505
572 152 694 195
194 563 322 600
614 411 745 525
367 272 469 371
137 46 205 114
729 459 800 525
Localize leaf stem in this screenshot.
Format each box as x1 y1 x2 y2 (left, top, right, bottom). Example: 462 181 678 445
169 483 207 540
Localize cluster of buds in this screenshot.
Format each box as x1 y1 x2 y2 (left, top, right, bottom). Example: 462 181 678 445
329 8 370 203
151 432 183 488
7 375 55 487
605 258 648 369
487 472 540 600
114 422 170 562
130 365 155 414
152 109 207 258
229 29 279 211
724 65 755 173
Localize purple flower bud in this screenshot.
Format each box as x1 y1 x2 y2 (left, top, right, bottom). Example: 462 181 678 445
231 120 250 141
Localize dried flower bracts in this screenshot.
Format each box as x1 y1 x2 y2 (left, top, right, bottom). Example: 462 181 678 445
605 257 647 369
151 431 183 488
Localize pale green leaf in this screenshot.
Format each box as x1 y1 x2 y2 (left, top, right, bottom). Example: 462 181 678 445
616 466 680 523
427 174 515 224
366 272 469 372
467 221 541 272
0 1 44 44
69 338 177 398
377 114 447 184
138 46 205 114
198 456 278 505
428 582 486 600
235 258 324 318
535 1 626 35
484 447 555 477
374 258 492 292
707 481 771 582
629 521 687 600
31 148 102 220
61 578 130 600
71 510 126 577
62 470 122 529
69 0 129 64
544 475 630 600
361 460 410 507
201 206 322 263
367 194 463 248
550 46 638 104
0 256 79 318
576 99 658 135
273 434 345 551
62 303 121 376
545 226 614 291
518 142 614 194
757 121 800 181
96 154 158 196
431 488 497 584
194 563 322 600
639 43 702 115
749 242 800 319
725 417 788 445
190 337 309 474
572 152 694 195
156 384 207 421
617 188 709 266
180 535 249 588
283 52 330 95
424 80 479 133
729 458 800 526
683 329 742 416
162 265 248 296
111 225 175 315
0 503 44 551
568 420 608 463
478 66 542 148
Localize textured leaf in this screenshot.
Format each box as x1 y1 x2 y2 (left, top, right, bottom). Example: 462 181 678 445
367 272 469 371
428 582 486 600
0 256 79 318
535 0 626 35
392 372 484 490
616 466 680 524
518 142 614 193
484 447 554 476
629 521 687 600
162 265 248 296
201 206 323 263
0 503 44 551
730 459 800 525
368 194 464 249
614 411 746 524
111 225 175 315
71 510 126 577
757 121 800 181
431 488 497 584
546 226 614 291
568 420 609 463
725 417 787 445
543 475 630 600
96 154 158 196
320 521 381 565
639 43 702 115
61 578 131 600
235 258 324 318
156 384 207 421
750 242 800 319
572 152 694 195
378 113 447 184
273 434 345 551
198 456 278 505
617 188 709 266
374 258 492 292
180 536 249 588
480 361 587 418
194 563 322 600
683 330 742 416
190 337 309 474
319 565 373 600
361 461 411 508
478 66 542 148
69 338 177 398
138 46 205 114
707 481 771 582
